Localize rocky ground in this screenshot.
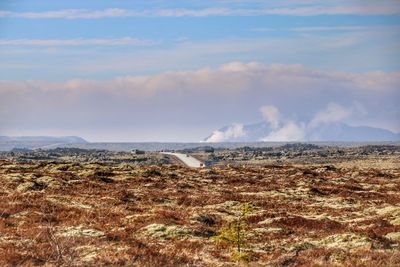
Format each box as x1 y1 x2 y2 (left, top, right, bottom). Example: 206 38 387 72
0 147 171 165
0 146 399 266
191 144 400 166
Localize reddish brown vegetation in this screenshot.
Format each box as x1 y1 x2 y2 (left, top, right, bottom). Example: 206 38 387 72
0 159 399 266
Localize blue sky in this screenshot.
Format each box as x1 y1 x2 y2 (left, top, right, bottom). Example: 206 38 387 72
0 0 399 141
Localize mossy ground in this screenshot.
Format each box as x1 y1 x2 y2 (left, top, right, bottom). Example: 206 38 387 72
0 154 399 266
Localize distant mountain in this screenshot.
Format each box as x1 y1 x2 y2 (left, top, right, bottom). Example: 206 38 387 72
205 122 400 142
306 123 400 142
0 136 88 151
0 136 87 143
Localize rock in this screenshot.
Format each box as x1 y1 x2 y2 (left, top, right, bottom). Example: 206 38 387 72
254 227 284 234
47 196 92 210
390 217 400 226
204 201 241 211
79 170 96 178
375 206 400 217
37 176 63 189
292 242 316 252
385 232 400 241
190 214 216 226
75 245 100 263
312 233 372 250
99 177 114 183
56 226 104 238
258 217 281 225
3 174 24 183
16 182 36 192
36 176 54 184
141 223 191 239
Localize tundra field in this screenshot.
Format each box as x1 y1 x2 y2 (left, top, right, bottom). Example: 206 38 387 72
0 144 399 266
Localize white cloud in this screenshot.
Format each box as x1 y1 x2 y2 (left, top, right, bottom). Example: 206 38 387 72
289 25 400 32
5 29 396 78
1 3 400 20
1 8 136 19
260 105 280 129
0 38 156 46
249 28 276 32
1 62 399 97
205 123 246 142
1 62 399 139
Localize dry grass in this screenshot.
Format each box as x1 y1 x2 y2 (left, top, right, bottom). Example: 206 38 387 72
0 158 399 266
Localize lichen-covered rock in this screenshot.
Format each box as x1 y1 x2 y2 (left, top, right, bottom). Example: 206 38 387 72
16 182 36 192
47 196 92 209
312 233 372 250
253 227 284 234
258 217 281 225
36 176 54 184
56 226 104 238
204 201 241 210
385 232 400 241
390 217 400 226
3 174 24 183
36 176 63 189
375 205 400 217
190 213 216 225
141 223 191 239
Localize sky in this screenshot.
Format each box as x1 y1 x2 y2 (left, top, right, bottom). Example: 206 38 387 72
0 0 399 142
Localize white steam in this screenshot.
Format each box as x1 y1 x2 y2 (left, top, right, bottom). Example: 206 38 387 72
261 121 305 141
262 103 354 141
308 103 351 128
260 105 280 129
205 103 360 142
205 123 246 142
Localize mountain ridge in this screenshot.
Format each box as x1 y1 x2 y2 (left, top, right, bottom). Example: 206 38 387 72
0 136 88 143
0 136 88 151
205 122 400 142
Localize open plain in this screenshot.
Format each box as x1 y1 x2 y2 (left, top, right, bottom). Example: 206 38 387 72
0 144 399 266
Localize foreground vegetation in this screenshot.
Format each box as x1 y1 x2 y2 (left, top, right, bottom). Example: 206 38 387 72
0 147 399 266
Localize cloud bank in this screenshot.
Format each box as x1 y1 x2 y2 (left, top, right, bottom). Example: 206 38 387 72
2 62 397 95
0 62 399 141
